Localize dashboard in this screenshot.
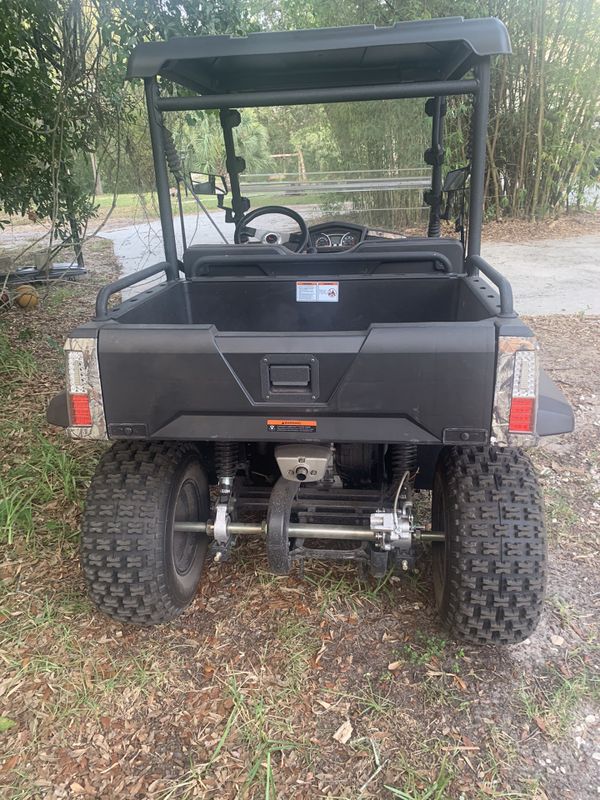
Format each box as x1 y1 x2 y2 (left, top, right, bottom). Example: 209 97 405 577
310 223 364 250
286 221 369 251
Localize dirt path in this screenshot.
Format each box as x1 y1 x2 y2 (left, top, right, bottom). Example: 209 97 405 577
0 239 598 799
482 236 600 314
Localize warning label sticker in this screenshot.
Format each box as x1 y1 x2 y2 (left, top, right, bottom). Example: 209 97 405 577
266 419 317 432
296 281 339 302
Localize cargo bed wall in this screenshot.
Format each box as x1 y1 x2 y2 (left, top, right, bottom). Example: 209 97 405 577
98 282 497 443
114 275 495 330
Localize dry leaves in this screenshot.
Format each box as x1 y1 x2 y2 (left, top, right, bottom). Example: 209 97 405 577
332 720 353 745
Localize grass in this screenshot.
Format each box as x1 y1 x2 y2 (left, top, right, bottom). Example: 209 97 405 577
544 486 580 542
385 758 452 799
0 431 96 548
0 332 36 392
159 663 308 799
93 190 327 222
2 594 171 725
518 665 599 740
304 567 395 615
225 672 301 799
0 328 103 550
276 617 320 692
402 631 447 666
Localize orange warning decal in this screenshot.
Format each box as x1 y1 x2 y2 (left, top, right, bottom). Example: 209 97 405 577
267 419 317 432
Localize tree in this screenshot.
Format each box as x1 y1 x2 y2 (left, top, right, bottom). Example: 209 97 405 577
251 0 600 220
0 0 248 253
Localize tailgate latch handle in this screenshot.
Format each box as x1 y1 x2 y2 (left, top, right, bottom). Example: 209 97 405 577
260 355 319 402
269 365 311 388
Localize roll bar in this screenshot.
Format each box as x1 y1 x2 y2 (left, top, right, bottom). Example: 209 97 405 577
156 79 479 112
466 254 515 317
95 261 177 319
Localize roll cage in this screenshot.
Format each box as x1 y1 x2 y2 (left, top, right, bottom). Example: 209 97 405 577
127 16 511 279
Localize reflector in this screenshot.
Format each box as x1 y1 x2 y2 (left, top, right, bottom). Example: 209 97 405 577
509 397 535 432
69 393 92 426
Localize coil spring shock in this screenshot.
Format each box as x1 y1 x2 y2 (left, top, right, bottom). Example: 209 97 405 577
215 442 239 478
390 444 418 481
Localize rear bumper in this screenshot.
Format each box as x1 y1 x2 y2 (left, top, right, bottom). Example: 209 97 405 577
128 414 441 443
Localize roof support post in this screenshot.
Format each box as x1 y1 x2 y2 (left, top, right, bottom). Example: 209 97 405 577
144 78 179 278
467 58 490 257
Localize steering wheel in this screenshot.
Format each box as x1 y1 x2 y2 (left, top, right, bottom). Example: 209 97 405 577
234 205 310 252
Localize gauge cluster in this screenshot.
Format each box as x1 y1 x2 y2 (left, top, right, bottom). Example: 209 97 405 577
309 223 365 250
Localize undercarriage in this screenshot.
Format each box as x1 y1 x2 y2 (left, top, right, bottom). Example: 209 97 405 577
198 442 442 577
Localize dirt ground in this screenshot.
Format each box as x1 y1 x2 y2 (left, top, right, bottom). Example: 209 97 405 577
0 238 599 800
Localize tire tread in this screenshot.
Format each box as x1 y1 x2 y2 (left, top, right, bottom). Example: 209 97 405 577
437 446 546 644
80 441 204 626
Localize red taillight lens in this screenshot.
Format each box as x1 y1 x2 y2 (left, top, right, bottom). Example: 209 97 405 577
509 397 535 432
69 393 92 426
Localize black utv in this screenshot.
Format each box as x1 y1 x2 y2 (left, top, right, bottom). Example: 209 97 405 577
48 17 573 644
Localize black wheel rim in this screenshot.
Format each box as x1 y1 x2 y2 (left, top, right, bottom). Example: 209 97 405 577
172 478 200 576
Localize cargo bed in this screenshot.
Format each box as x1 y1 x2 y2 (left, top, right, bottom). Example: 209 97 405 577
94 271 499 444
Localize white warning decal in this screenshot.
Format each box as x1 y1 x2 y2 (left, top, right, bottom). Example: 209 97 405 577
296 281 339 302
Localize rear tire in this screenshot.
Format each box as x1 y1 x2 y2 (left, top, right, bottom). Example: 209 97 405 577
81 441 210 626
432 446 546 644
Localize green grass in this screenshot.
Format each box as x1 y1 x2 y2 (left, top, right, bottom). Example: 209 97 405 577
332 676 395 719
276 617 320 692
304 568 395 615
94 190 326 223
0 332 36 394
518 665 599 740
225 673 300 799
385 758 452 799
0 433 93 548
402 631 447 666
0 328 102 550
159 665 308 800
544 486 580 542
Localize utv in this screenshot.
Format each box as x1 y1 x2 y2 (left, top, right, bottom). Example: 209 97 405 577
48 17 573 644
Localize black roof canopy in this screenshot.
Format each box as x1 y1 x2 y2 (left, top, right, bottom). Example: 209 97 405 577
127 17 510 95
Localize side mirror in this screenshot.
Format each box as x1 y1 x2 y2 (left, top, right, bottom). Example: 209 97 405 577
443 167 469 193
189 172 228 196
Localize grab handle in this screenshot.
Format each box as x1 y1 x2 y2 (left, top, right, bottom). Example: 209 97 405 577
95 261 176 319
466 255 516 317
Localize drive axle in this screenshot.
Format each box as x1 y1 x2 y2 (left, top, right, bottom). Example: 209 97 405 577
173 520 445 542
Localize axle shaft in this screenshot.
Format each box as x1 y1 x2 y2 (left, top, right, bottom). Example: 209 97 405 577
173 520 445 541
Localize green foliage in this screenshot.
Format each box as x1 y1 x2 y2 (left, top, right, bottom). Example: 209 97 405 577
0 0 248 231
1 0 597 229
185 110 273 175
252 0 600 220
0 0 101 236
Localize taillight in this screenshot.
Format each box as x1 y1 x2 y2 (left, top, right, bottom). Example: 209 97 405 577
509 397 535 432
66 349 90 427
69 393 93 426
508 350 536 433
492 336 538 446
64 338 107 438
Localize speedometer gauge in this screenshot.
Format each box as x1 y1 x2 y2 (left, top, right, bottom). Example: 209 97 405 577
315 234 331 248
341 232 358 248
